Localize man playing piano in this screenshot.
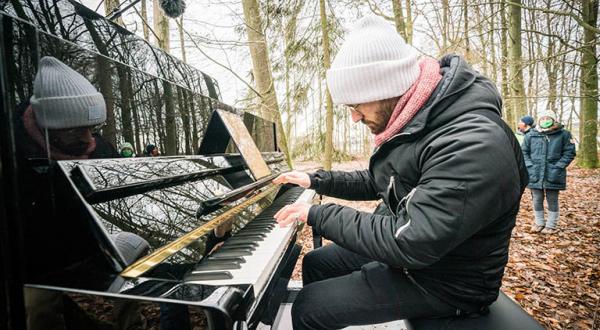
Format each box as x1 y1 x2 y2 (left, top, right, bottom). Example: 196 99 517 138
274 16 528 329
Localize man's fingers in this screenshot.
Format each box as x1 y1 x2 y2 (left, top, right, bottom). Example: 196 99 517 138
272 174 288 184
277 212 298 227
272 171 309 188
274 204 294 220
275 205 300 224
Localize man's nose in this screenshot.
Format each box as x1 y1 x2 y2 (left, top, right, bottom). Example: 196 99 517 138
351 111 363 123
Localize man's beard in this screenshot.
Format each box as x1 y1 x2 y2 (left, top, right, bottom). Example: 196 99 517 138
50 135 93 156
363 97 398 134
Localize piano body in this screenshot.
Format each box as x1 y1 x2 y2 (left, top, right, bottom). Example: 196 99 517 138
0 1 315 329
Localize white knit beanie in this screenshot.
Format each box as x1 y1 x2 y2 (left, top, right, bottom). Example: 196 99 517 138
30 56 106 129
326 15 420 105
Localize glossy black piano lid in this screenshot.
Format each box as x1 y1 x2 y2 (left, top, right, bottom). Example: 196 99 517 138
57 154 287 280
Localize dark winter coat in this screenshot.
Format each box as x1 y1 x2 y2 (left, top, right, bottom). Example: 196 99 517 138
521 125 576 190
307 55 528 312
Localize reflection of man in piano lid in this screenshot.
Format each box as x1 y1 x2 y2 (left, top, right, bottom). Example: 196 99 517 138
17 56 149 329
18 56 118 160
273 16 527 330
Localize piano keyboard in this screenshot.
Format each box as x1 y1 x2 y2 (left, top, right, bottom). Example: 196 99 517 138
185 187 315 301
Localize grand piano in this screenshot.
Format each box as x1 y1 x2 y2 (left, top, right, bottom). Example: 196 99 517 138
0 1 315 329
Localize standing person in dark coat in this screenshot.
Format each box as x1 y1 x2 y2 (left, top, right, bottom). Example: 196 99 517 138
145 143 159 156
516 115 535 145
521 112 576 234
272 16 528 329
119 142 136 157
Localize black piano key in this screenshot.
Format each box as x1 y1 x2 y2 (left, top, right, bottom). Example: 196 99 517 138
234 232 267 239
220 241 259 248
241 224 274 231
217 246 255 253
249 219 275 224
205 256 246 263
224 237 264 245
186 271 233 281
210 249 253 258
193 262 242 271
237 229 269 235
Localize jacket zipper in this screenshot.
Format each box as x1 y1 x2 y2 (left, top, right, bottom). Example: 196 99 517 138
394 188 417 237
386 176 395 214
403 268 429 296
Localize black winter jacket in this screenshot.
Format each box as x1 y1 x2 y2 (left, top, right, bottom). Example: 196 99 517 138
307 55 528 312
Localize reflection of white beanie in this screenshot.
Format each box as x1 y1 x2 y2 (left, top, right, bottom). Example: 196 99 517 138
326 15 420 105
30 56 106 129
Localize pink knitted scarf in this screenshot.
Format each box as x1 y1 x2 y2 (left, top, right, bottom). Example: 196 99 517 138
23 105 96 160
374 57 442 146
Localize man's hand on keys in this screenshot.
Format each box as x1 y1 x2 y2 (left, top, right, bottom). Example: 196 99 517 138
273 171 312 227
272 171 311 188
274 202 312 227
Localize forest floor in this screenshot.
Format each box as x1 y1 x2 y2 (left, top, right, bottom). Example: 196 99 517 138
292 160 600 330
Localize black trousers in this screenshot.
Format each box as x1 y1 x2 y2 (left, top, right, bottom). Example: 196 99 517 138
292 244 456 330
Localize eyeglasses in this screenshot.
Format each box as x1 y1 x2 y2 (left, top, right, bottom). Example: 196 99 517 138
91 122 107 133
48 123 107 136
346 104 365 119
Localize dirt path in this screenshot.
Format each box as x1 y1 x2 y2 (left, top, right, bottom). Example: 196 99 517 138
292 160 600 329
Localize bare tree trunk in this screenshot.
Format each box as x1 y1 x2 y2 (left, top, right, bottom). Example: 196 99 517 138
474 5 488 76
153 0 170 52
578 0 599 168
117 65 134 146
441 0 449 54
544 2 557 115
241 0 292 166
178 16 186 63
500 0 512 124
105 0 124 26
141 0 149 41
463 0 470 62
84 19 117 147
392 0 407 39
488 1 498 83
284 7 300 157
508 0 526 128
319 0 334 170
405 0 413 44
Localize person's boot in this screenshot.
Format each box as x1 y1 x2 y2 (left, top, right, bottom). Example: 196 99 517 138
542 211 559 234
532 210 545 232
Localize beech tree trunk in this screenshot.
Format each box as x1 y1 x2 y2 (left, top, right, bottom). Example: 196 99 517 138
391 0 407 40
320 0 334 170
508 0 526 129
241 0 291 166
153 0 170 52
578 0 599 168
